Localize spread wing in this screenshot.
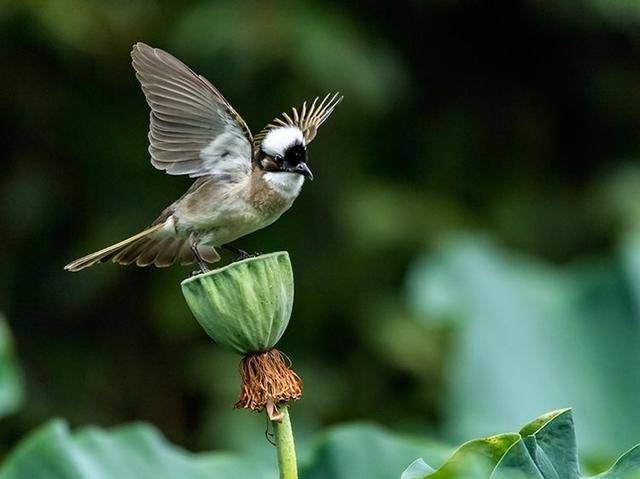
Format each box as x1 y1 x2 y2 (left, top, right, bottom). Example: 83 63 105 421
253 92 343 151
131 43 253 179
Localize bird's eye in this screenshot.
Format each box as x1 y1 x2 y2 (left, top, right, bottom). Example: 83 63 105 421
274 155 284 165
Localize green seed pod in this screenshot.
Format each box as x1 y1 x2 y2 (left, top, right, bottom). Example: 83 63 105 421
181 252 294 355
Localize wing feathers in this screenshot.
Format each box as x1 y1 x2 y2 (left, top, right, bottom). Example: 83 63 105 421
131 42 252 179
132 43 340 179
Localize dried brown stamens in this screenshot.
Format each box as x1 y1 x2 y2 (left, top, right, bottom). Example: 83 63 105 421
235 349 302 420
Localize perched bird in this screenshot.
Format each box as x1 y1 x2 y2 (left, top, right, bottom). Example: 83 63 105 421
65 42 342 272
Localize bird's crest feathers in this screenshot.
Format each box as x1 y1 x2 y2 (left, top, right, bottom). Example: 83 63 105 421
254 92 343 151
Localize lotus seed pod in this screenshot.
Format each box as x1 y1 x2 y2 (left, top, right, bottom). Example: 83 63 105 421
181 252 294 355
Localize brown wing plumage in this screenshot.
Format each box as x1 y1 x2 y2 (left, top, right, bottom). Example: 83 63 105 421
131 43 253 178
253 92 343 152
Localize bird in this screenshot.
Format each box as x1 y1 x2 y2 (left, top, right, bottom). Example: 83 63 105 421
65 42 342 273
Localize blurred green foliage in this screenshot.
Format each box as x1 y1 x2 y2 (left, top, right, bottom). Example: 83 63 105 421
0 317 22 419
1 0 640 474
0 419 277 478
1 409 636 479
0 419 449 479
408 233 640 456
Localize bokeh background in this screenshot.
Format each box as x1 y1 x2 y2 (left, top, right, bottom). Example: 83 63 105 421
1 0 640 471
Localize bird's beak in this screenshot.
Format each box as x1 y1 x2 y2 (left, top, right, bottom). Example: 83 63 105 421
295 162 314 181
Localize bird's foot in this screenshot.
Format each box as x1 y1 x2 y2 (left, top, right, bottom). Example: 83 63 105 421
235 251 261 262
235 250 251 261
189 239 210 274
222 244 261 262
191 265 209 276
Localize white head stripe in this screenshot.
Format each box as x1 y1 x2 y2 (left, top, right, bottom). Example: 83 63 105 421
261 127 305 157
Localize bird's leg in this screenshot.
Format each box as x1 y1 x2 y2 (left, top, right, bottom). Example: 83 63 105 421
222 243 255 261
190 236 209 273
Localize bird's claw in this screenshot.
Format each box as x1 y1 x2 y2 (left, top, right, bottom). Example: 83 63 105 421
235 251 261 262
235 251 251 261
191 266 209 276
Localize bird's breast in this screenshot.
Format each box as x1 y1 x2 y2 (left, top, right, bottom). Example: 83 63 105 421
171 175 297 245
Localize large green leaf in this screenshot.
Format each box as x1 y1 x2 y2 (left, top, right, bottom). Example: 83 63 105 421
594 445 640 479
427 434 520 479
494 409 579 479
0 420 276 479
402 434 519 479
403 409 640 479
0 315 23 417
407 234 640 456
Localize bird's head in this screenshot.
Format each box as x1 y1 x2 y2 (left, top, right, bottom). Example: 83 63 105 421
259 126 313 181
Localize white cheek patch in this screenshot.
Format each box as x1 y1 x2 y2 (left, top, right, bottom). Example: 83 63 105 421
261 127 305 157
263 171 304 198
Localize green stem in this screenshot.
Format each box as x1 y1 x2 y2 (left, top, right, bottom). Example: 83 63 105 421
274 405 298 479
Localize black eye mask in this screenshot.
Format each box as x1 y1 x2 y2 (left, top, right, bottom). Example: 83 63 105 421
284 143 307 167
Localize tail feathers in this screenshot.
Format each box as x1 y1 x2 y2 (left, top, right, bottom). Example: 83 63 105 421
113 238 219 268
64 225 220 272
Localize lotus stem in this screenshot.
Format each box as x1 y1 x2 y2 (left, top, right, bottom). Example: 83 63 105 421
274 405 298 479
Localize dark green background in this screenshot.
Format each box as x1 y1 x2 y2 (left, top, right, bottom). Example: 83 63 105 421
1 0 639 467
